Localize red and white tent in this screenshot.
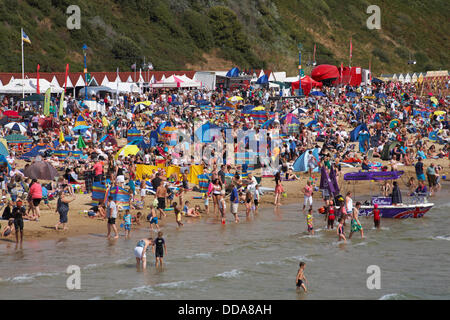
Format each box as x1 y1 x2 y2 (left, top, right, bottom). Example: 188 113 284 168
151 74 201 88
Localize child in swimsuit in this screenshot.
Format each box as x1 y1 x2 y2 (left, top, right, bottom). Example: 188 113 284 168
337 218 346 242
306 209 314 235
2 218 14 237
173 202 184 228
295 262 308 292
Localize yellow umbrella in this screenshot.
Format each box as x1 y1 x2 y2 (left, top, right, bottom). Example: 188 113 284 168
430 97 438 104
102 116 109 127
228 96 243 103
433 111 446 116
252 106 265 111
135 101 152 107
115 145 140 159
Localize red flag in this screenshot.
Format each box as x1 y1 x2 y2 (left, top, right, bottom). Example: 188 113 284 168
63 64 69 93
349 37 353 59
37 64 40 94
340 62 344 84
313 43 316 63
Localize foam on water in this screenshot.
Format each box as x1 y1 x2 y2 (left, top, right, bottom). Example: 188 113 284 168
431 235 450 241
186 252 213 259
2 272 62 284
116 285 164 297
379 293 407 300
215 269 244 279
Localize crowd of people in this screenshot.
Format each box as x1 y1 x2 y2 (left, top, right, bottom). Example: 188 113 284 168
0 79 447 262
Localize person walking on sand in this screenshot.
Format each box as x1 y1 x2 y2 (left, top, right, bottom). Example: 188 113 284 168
153 231 167 269
349 202 364 239
106 194 119 239
295 262 308 292
134 237 153 269
55 191 75 231
156 182 168 219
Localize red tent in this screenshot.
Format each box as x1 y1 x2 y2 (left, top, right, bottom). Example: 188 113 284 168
291 75 323 96
2 110 21 118
334 66 362 86
311 64 340 83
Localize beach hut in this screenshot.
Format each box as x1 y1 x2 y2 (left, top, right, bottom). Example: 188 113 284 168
293 149 320 172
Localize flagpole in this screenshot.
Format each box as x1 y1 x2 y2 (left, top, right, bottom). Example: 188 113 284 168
21 28 25 102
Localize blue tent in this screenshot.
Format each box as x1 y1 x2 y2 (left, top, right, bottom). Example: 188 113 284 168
19 145 52 159
226 67 240 78
195 122 221 143
306 120 318 128
256 74 268 84
261 118 275 129
350 123 369 142
310 91 326 97
293 149 320 173
196 99 211 106
150 130 159 147
358 132 370 153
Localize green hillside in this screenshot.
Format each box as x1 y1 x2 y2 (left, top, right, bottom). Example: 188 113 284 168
0 0 448 75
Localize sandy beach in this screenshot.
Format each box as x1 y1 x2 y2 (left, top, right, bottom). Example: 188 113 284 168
2 154 447 243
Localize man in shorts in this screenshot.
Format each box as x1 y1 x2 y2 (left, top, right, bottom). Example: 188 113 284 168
229 184 239 223
106 195 119 239
302 180 313 213
156 183 167 219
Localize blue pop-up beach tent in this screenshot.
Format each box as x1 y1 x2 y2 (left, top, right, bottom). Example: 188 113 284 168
226 67 240 78
293 148 320 172
256 74 268 84
195 122 221 143
350 123 369 142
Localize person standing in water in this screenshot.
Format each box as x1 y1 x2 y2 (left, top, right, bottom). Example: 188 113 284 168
337 217 346 242
295 262 308 292
306 208 314 235
153 231 167 269
349 202 364 239
373 203 381 229
134 237 153 269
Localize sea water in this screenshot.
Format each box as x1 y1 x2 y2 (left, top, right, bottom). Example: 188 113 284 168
0 188 449 300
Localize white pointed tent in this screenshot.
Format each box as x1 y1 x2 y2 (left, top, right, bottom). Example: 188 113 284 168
101 75 110 87
75 75 86 87
404 73 411 83
398 74 405 83
127 75 134 83
151 74 201 88
0 78 36 94
411 73 418 83
35 78 64 93
150 75 155 84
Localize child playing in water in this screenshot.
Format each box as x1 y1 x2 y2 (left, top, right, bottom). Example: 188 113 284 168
295 262 308 292
123 209 132 238
173 202 184 228
153 231 167 269
337 217 346 242
349 202 364 239
306 208 314 235
2 218 14 237
373 204 381 229
147 207 160 232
